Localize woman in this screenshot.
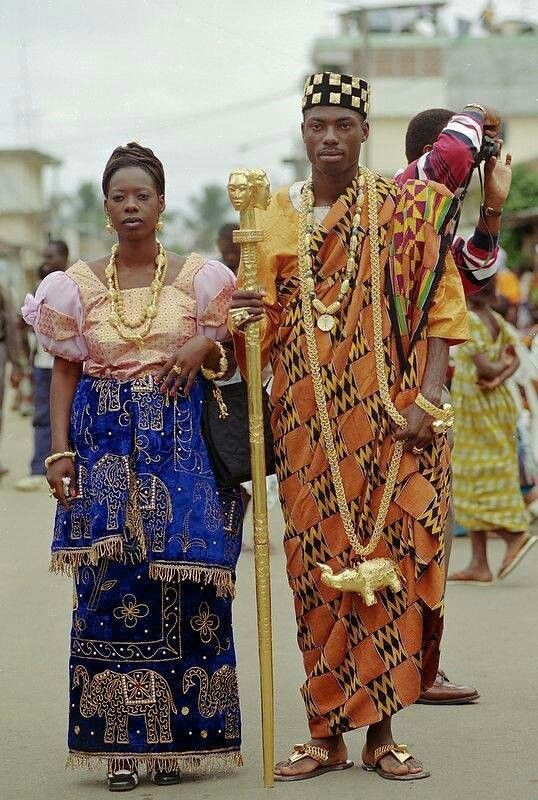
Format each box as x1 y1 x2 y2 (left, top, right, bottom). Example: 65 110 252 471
23 143 243 791
449 280 536 584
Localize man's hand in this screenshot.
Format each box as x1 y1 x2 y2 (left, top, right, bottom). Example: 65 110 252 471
393 404 435 453
229 289 266 328
484 151 512 208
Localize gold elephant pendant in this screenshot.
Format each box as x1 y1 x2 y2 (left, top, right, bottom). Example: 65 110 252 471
318 558 402 606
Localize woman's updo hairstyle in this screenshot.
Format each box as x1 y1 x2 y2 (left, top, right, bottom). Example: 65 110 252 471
102 142 165 197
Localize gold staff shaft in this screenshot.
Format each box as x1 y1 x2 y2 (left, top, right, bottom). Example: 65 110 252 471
234 205 275 789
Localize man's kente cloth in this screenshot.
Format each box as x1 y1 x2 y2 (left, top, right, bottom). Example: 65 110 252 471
234 174 468 737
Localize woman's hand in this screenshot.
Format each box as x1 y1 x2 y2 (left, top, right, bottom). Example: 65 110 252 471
477 376 501 391
393 404 435 453
157 335 215 396
229 289 266 328
47 457 77 511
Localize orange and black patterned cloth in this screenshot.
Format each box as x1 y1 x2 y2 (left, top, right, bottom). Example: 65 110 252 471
235 173 468 737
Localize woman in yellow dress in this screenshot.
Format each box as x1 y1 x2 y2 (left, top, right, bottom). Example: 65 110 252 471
449 280 536 584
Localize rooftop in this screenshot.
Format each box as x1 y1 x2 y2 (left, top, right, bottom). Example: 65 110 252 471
313 32 538 51
0 149 61 167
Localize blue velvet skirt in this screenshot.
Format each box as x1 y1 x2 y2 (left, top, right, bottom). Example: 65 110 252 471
61 375 243 773
69 564 242 773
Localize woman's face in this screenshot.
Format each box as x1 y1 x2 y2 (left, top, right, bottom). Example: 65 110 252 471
104 166 164 240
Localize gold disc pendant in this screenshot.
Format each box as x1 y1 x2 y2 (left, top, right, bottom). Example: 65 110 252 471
317 313 336 332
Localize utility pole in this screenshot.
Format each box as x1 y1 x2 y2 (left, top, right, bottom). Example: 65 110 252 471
351 8 370 167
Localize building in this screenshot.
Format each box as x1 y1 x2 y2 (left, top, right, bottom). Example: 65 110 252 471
0 148 60 298
294 2 538 179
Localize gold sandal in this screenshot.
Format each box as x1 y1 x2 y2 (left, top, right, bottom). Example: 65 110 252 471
362 743 430 781
274 743 354 782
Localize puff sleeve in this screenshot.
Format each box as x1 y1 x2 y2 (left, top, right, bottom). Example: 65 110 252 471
21 271 88 362
194 259 236 341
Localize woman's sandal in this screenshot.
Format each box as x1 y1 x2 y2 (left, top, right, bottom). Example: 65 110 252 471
149 769 182 786
106 769 139 792
497 534 537 579
362 743 430 781
274 743 354 782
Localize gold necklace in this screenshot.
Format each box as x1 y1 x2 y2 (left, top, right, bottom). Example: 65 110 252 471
298 167 408 602
301 171 365 332
105 240 168 349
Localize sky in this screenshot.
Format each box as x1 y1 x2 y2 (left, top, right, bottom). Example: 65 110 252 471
1 0 537 214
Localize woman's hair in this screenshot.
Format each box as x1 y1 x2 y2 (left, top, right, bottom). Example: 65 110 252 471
102 142 165 197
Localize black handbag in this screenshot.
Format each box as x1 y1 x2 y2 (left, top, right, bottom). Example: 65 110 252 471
202 378 276 488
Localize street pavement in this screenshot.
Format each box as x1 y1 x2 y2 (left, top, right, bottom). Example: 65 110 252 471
1 405 537 800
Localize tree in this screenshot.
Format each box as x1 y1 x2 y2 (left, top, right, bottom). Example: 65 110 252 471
182 184 233 252
500 164 538 269
75 181 104 237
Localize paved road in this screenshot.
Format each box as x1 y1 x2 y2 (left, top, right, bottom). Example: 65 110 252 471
1 406 537 800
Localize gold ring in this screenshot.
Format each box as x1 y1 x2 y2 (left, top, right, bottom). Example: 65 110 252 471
172 365 182 375
231 308 250 324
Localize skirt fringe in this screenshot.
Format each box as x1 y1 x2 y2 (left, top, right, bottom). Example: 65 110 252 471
66 749 243 774
51 548 236 597
149 563 236 598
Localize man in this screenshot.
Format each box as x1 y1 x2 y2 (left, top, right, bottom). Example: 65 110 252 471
15 240 69 490
217 222 241 274
0 282 28 476
231 73 470 781
399 106 512 295
400 107 513 706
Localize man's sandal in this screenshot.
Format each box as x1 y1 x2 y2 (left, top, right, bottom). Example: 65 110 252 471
362 744 430 781
274 743 354 782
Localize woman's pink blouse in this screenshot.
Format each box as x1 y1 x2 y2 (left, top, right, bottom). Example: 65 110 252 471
21 254 235 380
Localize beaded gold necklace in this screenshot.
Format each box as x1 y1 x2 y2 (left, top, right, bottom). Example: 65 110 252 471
105 240 168 349
301 171 365 332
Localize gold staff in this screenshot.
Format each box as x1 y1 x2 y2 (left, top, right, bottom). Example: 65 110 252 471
228 168 274 789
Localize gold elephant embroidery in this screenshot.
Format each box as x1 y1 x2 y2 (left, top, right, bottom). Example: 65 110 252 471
73 666 177 744
182 665 239 739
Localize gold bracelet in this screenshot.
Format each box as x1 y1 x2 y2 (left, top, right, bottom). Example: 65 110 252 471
415 393 455 434
464 103 487 116
201 341 228 381
44 451 76 469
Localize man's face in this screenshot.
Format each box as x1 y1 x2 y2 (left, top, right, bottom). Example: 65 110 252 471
217 235 241 274
41 243 67 274
302 106 368 176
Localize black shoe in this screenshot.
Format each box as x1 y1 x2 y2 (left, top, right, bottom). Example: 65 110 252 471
107 770 139 792
150 769 182 786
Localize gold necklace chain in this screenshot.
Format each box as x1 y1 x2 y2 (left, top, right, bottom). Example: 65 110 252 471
105 240 168 347
302 172 365 332
298 167 407 559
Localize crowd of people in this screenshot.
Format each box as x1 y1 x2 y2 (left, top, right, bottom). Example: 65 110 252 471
0 70 536 791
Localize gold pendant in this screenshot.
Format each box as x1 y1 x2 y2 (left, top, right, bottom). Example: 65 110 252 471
318 559 402 606
317 313 336 332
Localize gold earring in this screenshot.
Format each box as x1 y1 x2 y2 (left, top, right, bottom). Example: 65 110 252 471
105 214 115 235
155 215 164 232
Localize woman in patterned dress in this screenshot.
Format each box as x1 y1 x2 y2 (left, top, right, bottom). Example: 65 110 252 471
22 143 243 791
449 280 536 584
